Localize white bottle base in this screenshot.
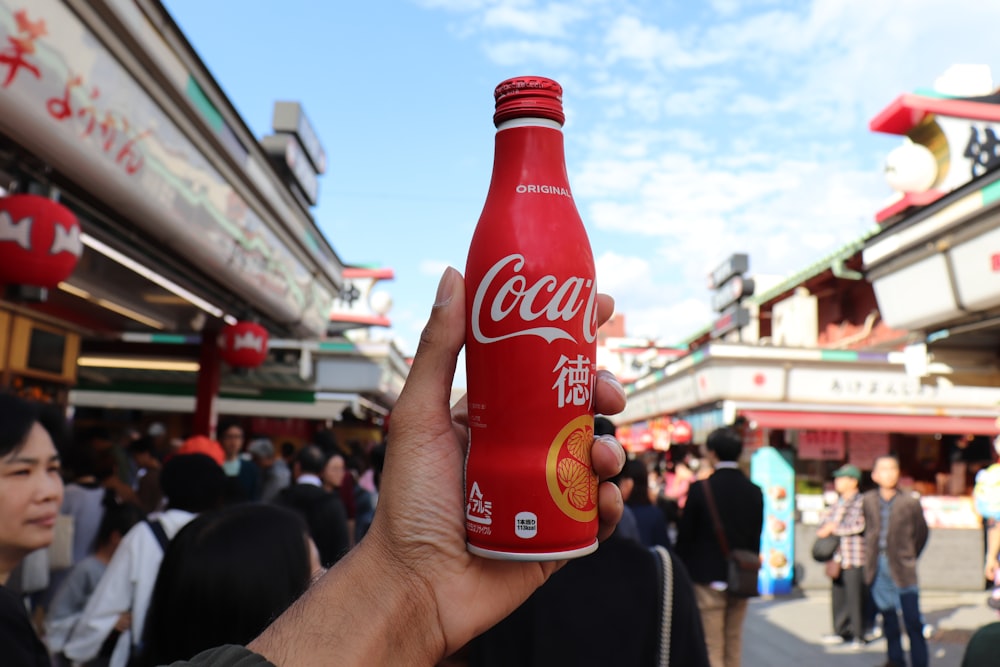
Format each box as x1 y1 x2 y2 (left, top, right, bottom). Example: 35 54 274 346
467 539 599 561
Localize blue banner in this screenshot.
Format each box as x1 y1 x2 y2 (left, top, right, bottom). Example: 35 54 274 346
751 446 796 596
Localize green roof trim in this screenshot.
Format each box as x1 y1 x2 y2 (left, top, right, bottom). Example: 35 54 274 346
318 341 356 353
186 77 224 133
74 381 315 403
750 226 881 307
983 179 1000 206
820 350 858 362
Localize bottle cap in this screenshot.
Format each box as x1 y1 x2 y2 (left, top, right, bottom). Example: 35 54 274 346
493 76 565 127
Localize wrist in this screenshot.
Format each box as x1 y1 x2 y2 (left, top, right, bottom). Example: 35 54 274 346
249 534 445 666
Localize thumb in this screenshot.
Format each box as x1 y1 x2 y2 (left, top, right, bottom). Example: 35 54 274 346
391 267 466 432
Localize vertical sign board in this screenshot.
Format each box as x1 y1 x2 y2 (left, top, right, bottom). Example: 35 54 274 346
751 446 796 596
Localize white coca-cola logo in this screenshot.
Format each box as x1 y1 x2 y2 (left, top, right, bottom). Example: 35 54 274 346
471 254 598 345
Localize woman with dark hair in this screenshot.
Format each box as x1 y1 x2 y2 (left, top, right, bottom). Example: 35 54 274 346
138 503 320 665
0 393 66 665
621 458 671 549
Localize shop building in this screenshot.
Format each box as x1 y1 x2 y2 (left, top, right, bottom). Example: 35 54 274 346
0 1 405 444
615 69 1000 589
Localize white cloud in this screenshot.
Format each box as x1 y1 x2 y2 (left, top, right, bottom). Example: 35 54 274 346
418 259 453 277
482 3 588 38
482 39 576 66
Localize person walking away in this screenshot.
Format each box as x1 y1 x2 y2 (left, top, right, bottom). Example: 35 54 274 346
63 454 226 667
276 445 350 567
45 502 144 665
676 427 764 667
817 463 866 648
246 438 291 504
863 455 929 667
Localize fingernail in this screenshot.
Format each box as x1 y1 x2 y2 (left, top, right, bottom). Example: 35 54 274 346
598 373 626 403
597 435 626 470
434 267 455 307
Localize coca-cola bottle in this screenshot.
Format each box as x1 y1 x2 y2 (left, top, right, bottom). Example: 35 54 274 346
464 76 599 560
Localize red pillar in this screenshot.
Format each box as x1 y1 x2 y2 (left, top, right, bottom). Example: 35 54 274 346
192 329 222 438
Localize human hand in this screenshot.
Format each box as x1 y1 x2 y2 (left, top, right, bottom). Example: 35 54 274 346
986 559 999 582
816 524 835 538
248 268 626 666
115 612 131 633
369 267 627 658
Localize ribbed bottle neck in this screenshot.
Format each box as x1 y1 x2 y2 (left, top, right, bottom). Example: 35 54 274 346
495 117 564 132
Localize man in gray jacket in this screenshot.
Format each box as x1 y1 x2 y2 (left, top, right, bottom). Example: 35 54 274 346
863 455 929 667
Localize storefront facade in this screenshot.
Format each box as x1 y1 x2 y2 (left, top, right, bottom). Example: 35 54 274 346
0 1 404 439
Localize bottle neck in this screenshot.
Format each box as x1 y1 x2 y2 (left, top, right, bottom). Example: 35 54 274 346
488 116 570 195
496 117 564 132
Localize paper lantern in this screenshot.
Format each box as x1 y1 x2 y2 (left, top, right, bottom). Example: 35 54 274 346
0 194 81 288
670 419 693 445
219 321 269 368
885 142 938 193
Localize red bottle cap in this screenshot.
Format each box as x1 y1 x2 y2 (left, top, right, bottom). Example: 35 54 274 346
493 76 565 127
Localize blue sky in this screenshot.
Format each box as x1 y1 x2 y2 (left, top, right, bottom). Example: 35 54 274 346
163 0 1000 361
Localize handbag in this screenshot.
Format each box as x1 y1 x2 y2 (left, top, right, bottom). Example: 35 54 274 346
48 514 75 570
811 534 840 563
650 545 674 667
701 480 761 598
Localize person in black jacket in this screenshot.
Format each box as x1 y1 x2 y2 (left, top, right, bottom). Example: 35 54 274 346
676 427 764 667
469 511 709 667
275 445 349 568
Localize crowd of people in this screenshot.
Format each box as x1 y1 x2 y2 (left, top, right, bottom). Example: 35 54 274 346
3 267 1000 667
0 393 386 666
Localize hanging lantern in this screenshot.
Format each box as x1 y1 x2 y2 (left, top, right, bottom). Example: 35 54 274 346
670 419 693 445
0 194 82 288
219 321 269 368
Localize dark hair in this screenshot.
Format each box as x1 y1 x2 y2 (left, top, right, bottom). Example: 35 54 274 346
95 502 144 549
64 442 116 482
594 416 616 438
296 445 327 476
141 504 312 665
622 459 652 507
706 428 743 462
873 454 900 468
217 421 243 437
160 454 226 513
0 393 41 458
312 430 339 457
0 394 69 459
128 436 157 456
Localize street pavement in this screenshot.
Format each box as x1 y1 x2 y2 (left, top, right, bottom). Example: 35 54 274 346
741 590 999 666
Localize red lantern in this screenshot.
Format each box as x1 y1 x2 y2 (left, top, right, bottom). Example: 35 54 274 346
219 321 269 368
671 419 693 445
0 194 82 288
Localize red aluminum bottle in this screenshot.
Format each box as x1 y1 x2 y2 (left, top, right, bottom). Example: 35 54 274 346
464 76 599 561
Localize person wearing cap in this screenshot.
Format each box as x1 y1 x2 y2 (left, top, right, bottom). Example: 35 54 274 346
817 463 866 649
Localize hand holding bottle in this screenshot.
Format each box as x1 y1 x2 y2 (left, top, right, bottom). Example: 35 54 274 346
248 268 627 665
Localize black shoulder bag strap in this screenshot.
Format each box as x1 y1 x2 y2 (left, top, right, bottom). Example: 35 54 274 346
701 480 731 559
145 518 170 551
650 545 674 667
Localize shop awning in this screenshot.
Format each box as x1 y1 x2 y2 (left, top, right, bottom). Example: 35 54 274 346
740 410 998 436
69 390 353 420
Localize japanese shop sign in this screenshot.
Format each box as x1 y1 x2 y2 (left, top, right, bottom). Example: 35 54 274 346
0 0 332 335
